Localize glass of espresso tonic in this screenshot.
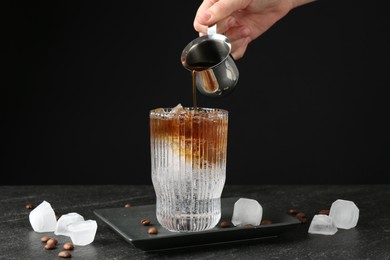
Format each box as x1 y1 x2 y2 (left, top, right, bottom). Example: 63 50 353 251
150 103 228 232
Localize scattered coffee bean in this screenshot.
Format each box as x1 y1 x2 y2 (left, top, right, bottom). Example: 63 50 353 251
243 224 253 227
46 238 58 247
25 204 34 209
45 238 58 249
58 250 72 258
40 236 51 243
288 209 298 215
219 220 232 228
141 219 151 226
124 203 131 208
148 227 158 234
288 209 307 223
319 209 330 215
261 219 272 225
295 212 307 224
297 216 307 224
44 243 56 250
63 242 74 250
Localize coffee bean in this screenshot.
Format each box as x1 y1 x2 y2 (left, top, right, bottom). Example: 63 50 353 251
261 219 272 225
63 242 74 250
44 243 56 250
244 224 253 227
297 216 307 224
295 212 307 224
148 227 158 234
25 204 34 209
124 203 131 208
46 238 58 247
319 209 330 215
141 219 151 226
58 250 72 258
288 209 307 223
219 220 232 228
40 236 51 243
44 238 58 250
288 209 298 215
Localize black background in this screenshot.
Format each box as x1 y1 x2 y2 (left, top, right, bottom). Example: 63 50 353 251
3 0 389 185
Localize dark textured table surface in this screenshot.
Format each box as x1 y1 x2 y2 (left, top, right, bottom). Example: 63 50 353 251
1 185 389 260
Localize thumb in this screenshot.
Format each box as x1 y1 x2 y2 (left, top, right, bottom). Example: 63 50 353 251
196 0 250 26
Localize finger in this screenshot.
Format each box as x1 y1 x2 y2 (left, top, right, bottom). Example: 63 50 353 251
194 12 235 36
194 0 218 34
224 25 251 42
230 37 251 60
195 0 251 26
193 21 208 36
214 16 236 34
195 0 218 19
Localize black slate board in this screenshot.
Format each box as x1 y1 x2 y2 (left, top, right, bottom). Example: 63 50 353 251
94 197 300 251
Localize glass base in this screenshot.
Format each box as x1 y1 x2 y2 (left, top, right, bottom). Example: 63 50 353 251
156 198 221 232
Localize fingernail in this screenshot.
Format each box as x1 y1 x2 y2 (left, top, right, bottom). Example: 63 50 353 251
200 12 211 22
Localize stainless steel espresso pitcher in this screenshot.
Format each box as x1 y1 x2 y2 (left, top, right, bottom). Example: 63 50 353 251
181 27 239 97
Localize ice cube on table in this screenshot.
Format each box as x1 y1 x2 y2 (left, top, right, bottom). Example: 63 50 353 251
329 199 359 229
55 212 85 236
68 220 98 246
308 214 338 235
29 200 57 232
231 198 263 226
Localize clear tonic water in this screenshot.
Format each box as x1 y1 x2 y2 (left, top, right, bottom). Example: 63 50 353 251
150 104 228 232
